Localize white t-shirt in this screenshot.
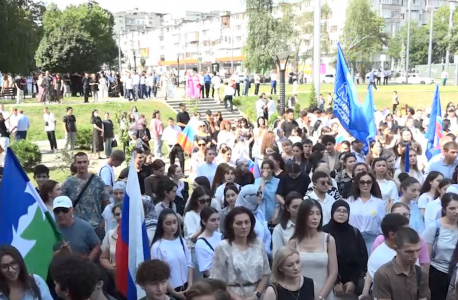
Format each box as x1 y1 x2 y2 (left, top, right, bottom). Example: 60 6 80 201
423 220 458 273
196 163 218 186
125 77 133 89
195 232 223 272
214 182 240 201
271 73 277 81
151 238 194 289
99 163 115 187
184 210 201 247
377 179 399 205
102 203 117 233
418 193 434 210
306 191 335 225
424 199 442 227
348 196 386 235
211 76 221 89
43 113 56 131
368 242 397 278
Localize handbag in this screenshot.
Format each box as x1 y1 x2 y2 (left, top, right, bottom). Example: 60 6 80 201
111 139 118 147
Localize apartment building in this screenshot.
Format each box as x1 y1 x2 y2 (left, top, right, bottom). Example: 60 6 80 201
114 8 165 32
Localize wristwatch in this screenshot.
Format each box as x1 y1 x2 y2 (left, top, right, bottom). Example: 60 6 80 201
318 296 324 300
255 291 262 299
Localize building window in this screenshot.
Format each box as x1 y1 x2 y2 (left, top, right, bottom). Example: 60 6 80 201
330 25 337 32
382 9 391 18
236 36 242 42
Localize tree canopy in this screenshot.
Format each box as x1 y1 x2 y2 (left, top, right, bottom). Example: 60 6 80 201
0 0 45 74
35 2 118 73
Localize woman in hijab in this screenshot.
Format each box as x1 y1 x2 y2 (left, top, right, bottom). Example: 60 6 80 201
236 184 272 258
322 200 368 300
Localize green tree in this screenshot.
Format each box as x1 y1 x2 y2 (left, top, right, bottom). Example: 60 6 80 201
35 2 118 73
341 0 388 80
243 0 293 72
0 0 45 74
387 22 429 68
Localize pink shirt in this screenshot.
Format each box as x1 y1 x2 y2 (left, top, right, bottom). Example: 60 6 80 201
150 118 163 138
370 234 430 264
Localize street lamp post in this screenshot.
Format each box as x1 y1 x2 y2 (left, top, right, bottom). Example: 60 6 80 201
446 2 456 70
274 51 295 113
405 0 411 84
313 0 321 98
118 30 122 72
427 7 434 78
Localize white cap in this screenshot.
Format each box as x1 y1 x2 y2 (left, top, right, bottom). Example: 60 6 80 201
446 184 458 195
53 196 73 210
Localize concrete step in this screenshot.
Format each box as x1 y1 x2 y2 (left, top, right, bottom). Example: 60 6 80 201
166 98 244 120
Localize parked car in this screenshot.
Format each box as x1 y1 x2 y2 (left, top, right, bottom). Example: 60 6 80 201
321 74 335 84
395 73 434 84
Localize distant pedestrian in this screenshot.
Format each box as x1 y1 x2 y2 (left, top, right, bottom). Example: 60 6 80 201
82 72 90 103
223 82 235 112
43 107 57 152
102 112 114 157
204 71 211 98
14 75 25 104
442 70 449 86
15 110 30 141
63 107 77 151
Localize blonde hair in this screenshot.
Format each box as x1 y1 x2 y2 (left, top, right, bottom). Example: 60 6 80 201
271 246 300 285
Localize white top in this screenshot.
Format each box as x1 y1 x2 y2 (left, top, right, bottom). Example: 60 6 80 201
196 163 218 186
307 191 335 225
271 73 277 81
268 100 276 115
132 74 140 84
214 182 240 201
125 77 133 89
368 242 419 279
348 196 386 235
163 125 182 146
217 130 235 149
99 163 115 187
101 227 118 263
184 210 201 248
272 220 295 257
377 179 398 205
423 220 458 273
256 99 266 117
43 112 56 131
195 231 223 272
224 85 235 96
151 237 194 289
418 193 435 210
211 75 221 89
424 199 442 227
102 203 117 233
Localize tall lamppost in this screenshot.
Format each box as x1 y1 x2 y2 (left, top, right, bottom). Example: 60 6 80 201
274 51 295 113
405 0 411 83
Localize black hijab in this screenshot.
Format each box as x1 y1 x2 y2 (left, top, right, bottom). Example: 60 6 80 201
322 200 357 256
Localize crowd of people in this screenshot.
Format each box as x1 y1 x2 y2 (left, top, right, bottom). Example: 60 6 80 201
3 88 458 300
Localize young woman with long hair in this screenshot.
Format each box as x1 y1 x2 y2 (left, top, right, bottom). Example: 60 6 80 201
255 159 280 224
372 158 398 210
219 183 239 236
151 209 193 300
288 199 338 300
281 139 294 161
348 171 385 253
425 178 453 227
100 202 122 274
394 148 424 187
213 164 239 206
264 246 315 300
39 180 62 218
272 192 302 256
210 207 271 300
335 153 357 200
168 164 189 216
217 120 235 149
418 171 443 216
195 207 222 278
0 245 52 300
144 159 166 201
153 178 178 217
216 144 234 167
90 109 104 159
396 173 425 233
423 193 458 300
292 142 312 175
267 152 286 178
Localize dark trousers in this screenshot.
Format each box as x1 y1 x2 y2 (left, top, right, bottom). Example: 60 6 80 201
201 85 204 98
83 87 90 102
271 81 277 94
46 130 57 150
234 83 240 96
211 86 215 98
368 81 377 90
392 103 398 112
152 86 158 97
15 131 27 141
126 89 135 101
205 82 211 98
169 144 185 171
384 77 388 85
429 265 449 300
255 83 260 95
140 84 147 98
223 95 233 111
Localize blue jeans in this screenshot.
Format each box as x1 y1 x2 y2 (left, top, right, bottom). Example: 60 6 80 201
104 138 113 157
154 136 162 157
133 84 138 100
361 232 377 254
271 80 277 94
15 131 27 141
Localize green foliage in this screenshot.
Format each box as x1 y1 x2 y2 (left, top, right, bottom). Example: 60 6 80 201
388 22 429 68
0 0 45 74
309 83 317 107
294 103 301 118
36 3 118 72
55 150 73 172
341 0 388 76
243 0 294 72
76 128 92 150
10 140 42 172
268 112 279 128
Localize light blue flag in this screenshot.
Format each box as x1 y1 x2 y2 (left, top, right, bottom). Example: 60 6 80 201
361 85 377 154
333 43 370 143
425 85 443 160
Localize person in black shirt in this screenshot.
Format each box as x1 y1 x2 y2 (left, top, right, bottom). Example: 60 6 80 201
281 108 299 138
118 148 151 194
176 103 190 130
276 161 310 205
63 107 77 151
102 112 114 157
82 72 90 103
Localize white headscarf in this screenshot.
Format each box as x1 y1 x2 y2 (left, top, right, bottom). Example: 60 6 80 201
236 184 261 214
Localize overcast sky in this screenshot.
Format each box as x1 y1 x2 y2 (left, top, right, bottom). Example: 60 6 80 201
38 0 246 14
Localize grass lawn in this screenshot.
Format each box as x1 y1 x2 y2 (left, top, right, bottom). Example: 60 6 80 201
235 83 458 119
5 100 175 142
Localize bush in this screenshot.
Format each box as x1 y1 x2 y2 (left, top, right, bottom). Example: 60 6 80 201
294 103 301 118
10 140 42 172
309 83 317 107
76 127 93 150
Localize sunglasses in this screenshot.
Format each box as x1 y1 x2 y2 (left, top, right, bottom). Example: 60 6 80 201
449 110 455 113
114 212 122 217
198 143 206 147
359 180 373 186
198 198 211 204
53 207 70 214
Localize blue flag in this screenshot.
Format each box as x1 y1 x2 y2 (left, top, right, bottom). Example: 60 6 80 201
361 85 377 154
404 143 410 172
425 85 443 160
0 148 60 279
333 43 370 143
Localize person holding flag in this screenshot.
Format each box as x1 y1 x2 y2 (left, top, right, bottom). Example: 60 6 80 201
425 84 444 161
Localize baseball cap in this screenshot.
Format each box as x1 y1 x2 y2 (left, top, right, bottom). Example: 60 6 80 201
206 110 212 115
53 196 73 210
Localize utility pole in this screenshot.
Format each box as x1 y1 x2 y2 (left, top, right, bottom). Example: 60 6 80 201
446 2 455 71
405 0 411 83
427 7 434 78
118 30 122 72
313 0 321 98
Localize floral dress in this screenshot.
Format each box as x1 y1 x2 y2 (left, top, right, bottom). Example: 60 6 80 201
210 239 271 298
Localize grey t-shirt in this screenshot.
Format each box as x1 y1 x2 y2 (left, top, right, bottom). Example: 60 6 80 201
55 217 100 256
423 220 458 273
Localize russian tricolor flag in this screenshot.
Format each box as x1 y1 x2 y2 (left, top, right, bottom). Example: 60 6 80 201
178 118 199 154
116 154 151 300
248 158 261 179
425 85 443 160
334 134 345 151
